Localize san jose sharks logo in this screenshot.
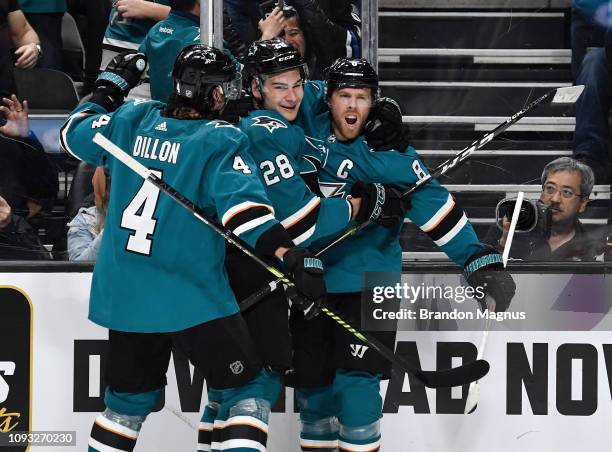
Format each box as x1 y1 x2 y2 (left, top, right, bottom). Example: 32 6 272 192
304 136 329 164
251 116 288 133
319 181 347 198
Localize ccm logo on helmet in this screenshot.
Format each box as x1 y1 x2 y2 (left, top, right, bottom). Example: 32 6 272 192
278 55 294 62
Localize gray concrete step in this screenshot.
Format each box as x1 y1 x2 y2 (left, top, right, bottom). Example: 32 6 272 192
380 11 568 50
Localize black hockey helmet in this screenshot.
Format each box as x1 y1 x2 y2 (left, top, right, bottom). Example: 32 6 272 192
325 58 379 100
243 38 308 86
172 44 241 105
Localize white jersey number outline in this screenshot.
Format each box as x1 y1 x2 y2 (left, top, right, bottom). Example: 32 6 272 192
121 170 162 256
233 156 252 174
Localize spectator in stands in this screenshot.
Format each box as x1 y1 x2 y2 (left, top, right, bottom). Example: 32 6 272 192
0 0 42 98
257 1 360 80
102 0 170 97
287 0 361 79
66 0 111 95
0 194 50 259
139 0 243 103
138 0 201 102
571 0 610 184
67 166 109 261
223 0 261 43
487 157 600 261
0 94 58 220
20 0 66 70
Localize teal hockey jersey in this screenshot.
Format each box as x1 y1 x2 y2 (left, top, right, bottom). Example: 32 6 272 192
138 10 239 103
296 93 485 292
105 0 170 49
238 110 353 247
19 0 66 13
138 10 200 102
60 100 280 332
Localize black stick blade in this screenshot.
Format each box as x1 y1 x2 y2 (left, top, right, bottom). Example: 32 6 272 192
414 359 490 388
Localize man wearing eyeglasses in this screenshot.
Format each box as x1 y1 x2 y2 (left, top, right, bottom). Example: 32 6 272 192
496 157 600 261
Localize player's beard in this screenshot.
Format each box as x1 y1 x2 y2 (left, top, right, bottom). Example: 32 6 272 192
332 108 366 141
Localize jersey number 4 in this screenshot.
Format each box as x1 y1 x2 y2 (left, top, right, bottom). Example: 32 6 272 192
121 170 162 256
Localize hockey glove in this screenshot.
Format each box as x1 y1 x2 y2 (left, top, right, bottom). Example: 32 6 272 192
351 182 412 228
219 91 255 123
364 97 411 152
464 247 516 312
91 51 148 111
283 247 327 320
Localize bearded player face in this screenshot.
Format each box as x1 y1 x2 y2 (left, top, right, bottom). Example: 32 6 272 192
328 87 373 141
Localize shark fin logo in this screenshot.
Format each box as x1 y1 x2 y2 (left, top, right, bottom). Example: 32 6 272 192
251 116 288 133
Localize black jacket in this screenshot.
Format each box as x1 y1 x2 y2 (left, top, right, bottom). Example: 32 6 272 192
0 213 50 260
484 220 602 262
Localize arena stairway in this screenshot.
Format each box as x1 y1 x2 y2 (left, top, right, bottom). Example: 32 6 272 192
376 4 610 260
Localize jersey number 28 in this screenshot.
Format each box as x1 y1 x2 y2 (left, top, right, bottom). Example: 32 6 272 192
121 170 162 256
260 154 294 186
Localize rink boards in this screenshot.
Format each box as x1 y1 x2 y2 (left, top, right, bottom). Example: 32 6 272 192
0 271 611 452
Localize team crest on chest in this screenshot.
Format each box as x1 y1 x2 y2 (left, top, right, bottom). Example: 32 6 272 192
319 181 347 198
251 116 288 133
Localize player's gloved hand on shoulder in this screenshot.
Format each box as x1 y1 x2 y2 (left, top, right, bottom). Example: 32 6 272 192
364 97 411 152
463 246 516 312
219 91 255 123
283 247 326 320
351 182 412 228
91 51 148 110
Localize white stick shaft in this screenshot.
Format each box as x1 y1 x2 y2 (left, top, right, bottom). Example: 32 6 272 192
502 191 524 267
93 133 151 180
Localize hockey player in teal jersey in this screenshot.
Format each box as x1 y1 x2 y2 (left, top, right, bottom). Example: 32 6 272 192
196 39 411 452
60 45 329 452
289 58 516 451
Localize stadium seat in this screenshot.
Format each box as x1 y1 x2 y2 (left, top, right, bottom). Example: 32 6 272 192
65 161 96 221
14 68 79 112
61 12 85 82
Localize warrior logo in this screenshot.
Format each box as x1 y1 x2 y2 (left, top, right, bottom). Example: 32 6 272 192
251 116 288 133
350 344 369 359
229 361 244 375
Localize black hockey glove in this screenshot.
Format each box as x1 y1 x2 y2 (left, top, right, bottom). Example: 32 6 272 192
91 51 148 111
364 97 411 152
283 247 327 320
351 182 412 228
464 247 516 312
219 91 255 123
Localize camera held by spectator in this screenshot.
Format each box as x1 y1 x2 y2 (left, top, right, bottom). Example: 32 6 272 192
496 197 553 238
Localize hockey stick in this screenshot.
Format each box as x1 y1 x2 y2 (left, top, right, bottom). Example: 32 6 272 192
314 85 585 256
91 133 294 288
240 85 585 310
92 132 487 388
463 192 524 414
